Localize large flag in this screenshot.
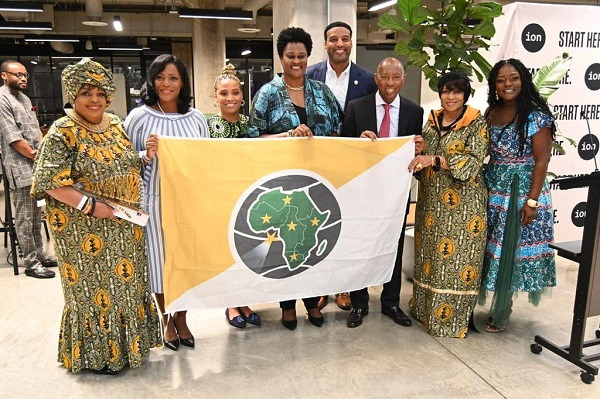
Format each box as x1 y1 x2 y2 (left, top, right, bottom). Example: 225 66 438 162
159 136 415 311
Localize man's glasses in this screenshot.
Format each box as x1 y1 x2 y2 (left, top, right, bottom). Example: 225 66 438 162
4 71 30 79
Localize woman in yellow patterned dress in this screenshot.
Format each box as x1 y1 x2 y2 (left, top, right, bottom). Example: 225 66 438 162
408 71 489 338
31 58 161 374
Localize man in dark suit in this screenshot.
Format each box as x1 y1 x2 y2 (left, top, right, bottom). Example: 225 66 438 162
307 21 378 311
341 57 424 328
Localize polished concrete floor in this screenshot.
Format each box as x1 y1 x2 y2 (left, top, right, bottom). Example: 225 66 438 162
1 228 600 398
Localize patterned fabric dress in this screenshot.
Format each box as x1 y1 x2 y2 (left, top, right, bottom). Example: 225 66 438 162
208 114 248 138
482 110 556 305
124 105 209 293
31 110 162 373
410 106 489 338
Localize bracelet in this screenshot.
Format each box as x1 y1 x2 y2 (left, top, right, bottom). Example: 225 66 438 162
287 129 293 137
83 197 96 216
81 197 93 215
76 195 89 211
142 155 152 163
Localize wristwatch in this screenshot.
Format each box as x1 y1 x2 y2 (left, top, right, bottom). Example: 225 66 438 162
526 198 540 208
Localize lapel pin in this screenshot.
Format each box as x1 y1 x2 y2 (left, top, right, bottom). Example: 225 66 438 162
354 80 358 85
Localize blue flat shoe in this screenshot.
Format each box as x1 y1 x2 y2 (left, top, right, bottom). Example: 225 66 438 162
225 308 246 329
245 312 262 326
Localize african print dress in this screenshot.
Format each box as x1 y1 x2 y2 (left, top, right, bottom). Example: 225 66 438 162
409 106 489 338
481 110 556 323
208 114 248 138
31 110 162 373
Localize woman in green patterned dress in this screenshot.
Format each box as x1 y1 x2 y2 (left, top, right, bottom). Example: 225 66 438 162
408 72 489 338
31 58 161 374
208 64 262 329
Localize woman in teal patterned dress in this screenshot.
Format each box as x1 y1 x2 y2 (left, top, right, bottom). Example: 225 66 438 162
31 58 161 374
208 64 262 328
408 72 489 338
481 59 556 333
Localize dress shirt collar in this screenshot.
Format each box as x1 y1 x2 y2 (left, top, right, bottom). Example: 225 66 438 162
375 91 400 108
326 61 351 79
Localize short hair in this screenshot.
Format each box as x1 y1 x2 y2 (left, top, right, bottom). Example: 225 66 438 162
1 59 20 72
323 21 352 41
276 27 313 58
140 54 192 114
437 71 471 102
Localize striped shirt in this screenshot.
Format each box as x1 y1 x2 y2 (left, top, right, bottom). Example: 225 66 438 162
0 85 41 189
124 104 209 292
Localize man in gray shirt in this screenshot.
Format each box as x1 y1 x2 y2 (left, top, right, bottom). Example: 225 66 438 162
0 60 56 278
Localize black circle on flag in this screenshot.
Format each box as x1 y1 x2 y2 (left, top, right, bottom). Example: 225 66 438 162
233 174 342 279
584 63 600 91
571 202 586 227
578 134 599 160
521 23 546 53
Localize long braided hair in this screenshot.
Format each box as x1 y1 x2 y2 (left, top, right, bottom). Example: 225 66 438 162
486 58 555 154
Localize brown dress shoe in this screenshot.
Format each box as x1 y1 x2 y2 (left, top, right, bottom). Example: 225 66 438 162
335 292 351 310
317 296 328 310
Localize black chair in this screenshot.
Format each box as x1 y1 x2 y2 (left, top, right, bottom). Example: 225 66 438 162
0 161 21 275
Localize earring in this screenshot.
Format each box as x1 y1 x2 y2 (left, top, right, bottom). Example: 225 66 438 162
241 100 245 106
495 93 499 101
214 101 218 108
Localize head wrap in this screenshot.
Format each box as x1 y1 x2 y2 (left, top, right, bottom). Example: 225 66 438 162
61 58 115 104
437 71 471 102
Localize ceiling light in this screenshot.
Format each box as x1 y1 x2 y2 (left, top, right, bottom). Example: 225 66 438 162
85 39 93 50
178 8 252 20
24 35 79 43
30 60 38 65
241 49 251 56
237 24 260 33
113 15 123 31
368 0 397 12
98 45 144 51
82 19 108 26
0 1 43 12
0 21 52 30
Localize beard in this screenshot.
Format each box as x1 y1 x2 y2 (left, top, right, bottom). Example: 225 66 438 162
8 80 26 92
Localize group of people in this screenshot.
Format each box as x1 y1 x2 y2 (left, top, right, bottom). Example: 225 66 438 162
0 20 556 375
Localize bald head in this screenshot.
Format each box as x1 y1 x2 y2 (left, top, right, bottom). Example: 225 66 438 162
374 57 406 104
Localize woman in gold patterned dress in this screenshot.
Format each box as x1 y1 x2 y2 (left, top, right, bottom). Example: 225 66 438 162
31 58 161 374
408 71 488 338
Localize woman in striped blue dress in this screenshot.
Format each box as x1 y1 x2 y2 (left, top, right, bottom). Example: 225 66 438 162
124 54 209 350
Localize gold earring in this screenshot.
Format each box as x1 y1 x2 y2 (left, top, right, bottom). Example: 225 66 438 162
241 100 245 106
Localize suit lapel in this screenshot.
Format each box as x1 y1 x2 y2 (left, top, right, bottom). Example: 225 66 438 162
365 94 378 134
346 63 359 109
397 96 409 136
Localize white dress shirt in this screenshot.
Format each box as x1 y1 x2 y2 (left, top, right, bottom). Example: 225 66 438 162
375 92 401 137
325 61 351 108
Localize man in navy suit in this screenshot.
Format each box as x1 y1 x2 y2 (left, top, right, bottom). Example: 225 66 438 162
307 21 378 311
341 57 424 328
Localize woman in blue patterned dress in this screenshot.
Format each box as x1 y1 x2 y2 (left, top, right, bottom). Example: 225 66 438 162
248 27 342 330
481 59 556 332
124 54 209 350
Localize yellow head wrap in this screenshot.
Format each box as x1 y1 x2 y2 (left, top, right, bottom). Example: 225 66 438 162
61 58 115 104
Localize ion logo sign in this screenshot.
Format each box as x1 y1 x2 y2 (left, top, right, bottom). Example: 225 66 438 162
521 23 546 53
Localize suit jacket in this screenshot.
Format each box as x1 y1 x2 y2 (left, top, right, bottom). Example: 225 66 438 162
306 61 378 110
341 92 424 138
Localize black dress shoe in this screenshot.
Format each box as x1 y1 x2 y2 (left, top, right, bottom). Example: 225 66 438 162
92 366 118 375
347 307 369 328
381 306 412 327
24 266 55 279
41 257 58 267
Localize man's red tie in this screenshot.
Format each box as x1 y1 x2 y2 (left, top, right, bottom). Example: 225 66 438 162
379 104 390 138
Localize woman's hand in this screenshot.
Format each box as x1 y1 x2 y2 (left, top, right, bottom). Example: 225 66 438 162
520 204 537 224
291 124 313 138
360 130 377 141
414 135 424 155
93 201 116 220
408 154 434 173
146 134 159 159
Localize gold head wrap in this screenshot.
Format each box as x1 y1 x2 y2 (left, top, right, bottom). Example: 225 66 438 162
61 58 115 104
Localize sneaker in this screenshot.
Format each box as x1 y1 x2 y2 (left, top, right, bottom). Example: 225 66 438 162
24 265 55 279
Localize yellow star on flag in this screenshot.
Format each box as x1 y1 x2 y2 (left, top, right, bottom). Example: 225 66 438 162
287 220 297 231
282 195 292 205
261 213 272 224
311 217 320 226
290 252 298 261
265 231 277 244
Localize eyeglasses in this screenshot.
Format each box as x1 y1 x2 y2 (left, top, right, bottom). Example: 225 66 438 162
4 71 30 79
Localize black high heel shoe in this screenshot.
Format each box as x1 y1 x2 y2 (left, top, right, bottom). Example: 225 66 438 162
307 309 325 327
162 313 180 351
92 366 118 376
174 313 195 348
281 309 297 331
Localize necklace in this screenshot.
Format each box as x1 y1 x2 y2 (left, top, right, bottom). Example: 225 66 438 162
283 80 304 92
66 108 110 133
157 102 179 121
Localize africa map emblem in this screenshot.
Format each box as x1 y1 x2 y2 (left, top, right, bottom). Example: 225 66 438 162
233 174 342 279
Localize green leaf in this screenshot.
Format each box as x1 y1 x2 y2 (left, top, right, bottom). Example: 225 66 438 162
394 41 410 56
434 54 450 71
379 13 410 34
407 37 425 51
470 20 496 37
551 142 566 155
411 6 430 25
478 2 504 16
532 53 573 100
398 0 420 22
471 51 493 77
